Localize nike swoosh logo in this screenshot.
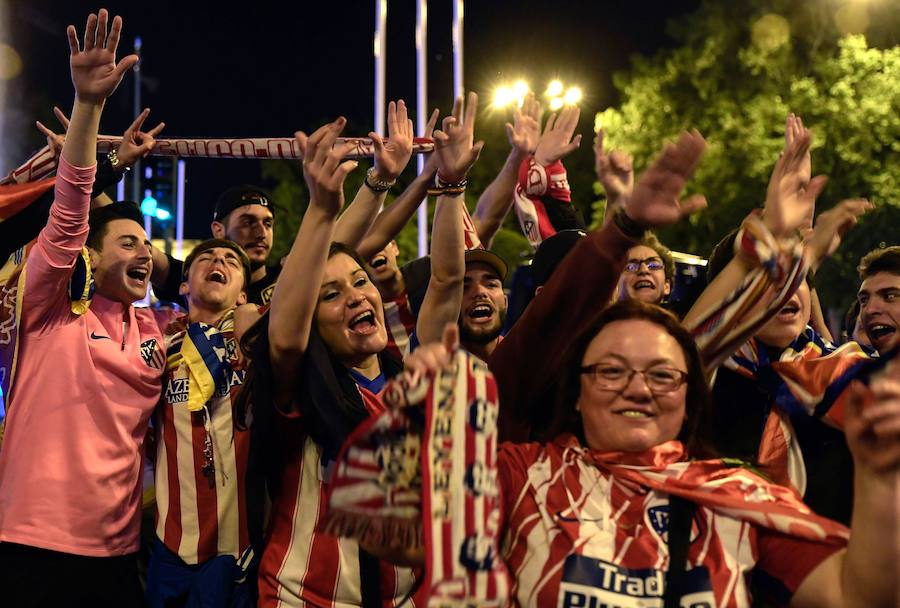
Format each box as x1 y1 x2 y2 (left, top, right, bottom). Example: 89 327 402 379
90 331 112 340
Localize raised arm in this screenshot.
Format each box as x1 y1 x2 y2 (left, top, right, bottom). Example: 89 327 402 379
415 92 484 347
24 10 136 322
685 115 822 328
790 360 900 607
332 100 413 248
594 127 634 226
493 130 708 441
356 108 440 260
511 105 584 248
267 119 358 406
472 92 541 247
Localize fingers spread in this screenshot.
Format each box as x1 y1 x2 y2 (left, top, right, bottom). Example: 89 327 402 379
127 108 151 134
146 121 166 138
67 25 81 54
107 15 123 54
424 108 440 137
96 9 109 49
83 13 98 51
53 106 71 129
35 121 54 138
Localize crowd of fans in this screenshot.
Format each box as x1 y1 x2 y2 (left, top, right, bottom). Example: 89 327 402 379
0 10 897 608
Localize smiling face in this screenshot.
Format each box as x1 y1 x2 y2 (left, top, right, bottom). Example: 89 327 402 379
617 245 671 304
89 218 153 304
316 252 388 365
576 319 688 452
858 272 900 354
459 262 507 347
365 241 402 285
755 281 811 349
179 246 247 313
212 204 274 270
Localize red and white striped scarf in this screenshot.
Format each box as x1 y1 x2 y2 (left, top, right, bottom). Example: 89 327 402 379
324 350 510 606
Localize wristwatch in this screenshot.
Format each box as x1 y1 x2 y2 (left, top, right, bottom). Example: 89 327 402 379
107 149 130 174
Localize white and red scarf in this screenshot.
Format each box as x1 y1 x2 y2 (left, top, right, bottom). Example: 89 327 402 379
323 350 510 606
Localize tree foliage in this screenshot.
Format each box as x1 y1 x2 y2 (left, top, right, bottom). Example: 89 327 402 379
596 0 900 313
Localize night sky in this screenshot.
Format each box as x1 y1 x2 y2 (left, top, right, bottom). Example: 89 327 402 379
8 0 699 238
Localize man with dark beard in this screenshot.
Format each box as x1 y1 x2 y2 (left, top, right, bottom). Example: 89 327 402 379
415 92 509 361
456 251 508 360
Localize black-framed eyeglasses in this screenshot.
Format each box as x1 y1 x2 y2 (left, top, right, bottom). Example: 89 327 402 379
580 363 688 394
624 258 664 273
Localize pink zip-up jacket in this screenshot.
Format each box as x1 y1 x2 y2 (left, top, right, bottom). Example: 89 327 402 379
0 157 164 556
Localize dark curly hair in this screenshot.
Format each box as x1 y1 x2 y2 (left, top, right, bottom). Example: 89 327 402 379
548 300 717 459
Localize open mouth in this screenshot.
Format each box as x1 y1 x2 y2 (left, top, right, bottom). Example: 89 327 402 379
126 267 149 282
468 304 493 320
348 310 377 334
370 255 388 270
776 302 800 320
206 270 227 284
867 323 896 344
633 280 655 291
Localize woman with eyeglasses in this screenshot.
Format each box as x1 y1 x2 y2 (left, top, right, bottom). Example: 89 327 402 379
615 234 675 306
358 298 898 608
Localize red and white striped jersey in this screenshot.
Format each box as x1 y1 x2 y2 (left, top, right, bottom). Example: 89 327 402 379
498 440 840 608
154 316 251 565
258 386 420 608
383 290 416 361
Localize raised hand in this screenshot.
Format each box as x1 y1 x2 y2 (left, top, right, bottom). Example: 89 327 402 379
35 106 71 161
432 91 484 182
67 9 138 105
625 130 707 229
533 105 582 166
845 359 900 474
295 118 359 217
421 107 442 174
371 99 414 181
116 108 165 167
763 114 824 238
594 127 634 200
505 92 541 156
805 198 873 266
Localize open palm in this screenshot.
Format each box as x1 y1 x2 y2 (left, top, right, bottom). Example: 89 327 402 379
68 10 137 105
626 131 707 228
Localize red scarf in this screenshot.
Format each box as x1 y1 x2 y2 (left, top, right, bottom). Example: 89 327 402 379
578 436 848 546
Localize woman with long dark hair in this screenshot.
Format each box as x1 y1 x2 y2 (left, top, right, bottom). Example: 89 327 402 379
240 92 483 606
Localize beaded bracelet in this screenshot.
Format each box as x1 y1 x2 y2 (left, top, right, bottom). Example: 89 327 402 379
364 166 397 193
427 172 468 197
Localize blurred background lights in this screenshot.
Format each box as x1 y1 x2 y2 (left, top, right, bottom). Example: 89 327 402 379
0 43 21 80
545 79 583 110
545 80 564 97
492 79 530 109
563 86 583 105
751 13 790 51
834 3 870 35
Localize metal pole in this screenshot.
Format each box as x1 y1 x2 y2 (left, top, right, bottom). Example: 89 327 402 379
175 159 186 258
132 36 150 239
416 0 429 257
452 0 464 99
374 0 387 136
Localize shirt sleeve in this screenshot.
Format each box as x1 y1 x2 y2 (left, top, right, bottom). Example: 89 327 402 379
22 157 95 332
752 527 845 607
489 221 637 442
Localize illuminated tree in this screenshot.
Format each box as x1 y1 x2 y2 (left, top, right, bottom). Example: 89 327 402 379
596 0 900 313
